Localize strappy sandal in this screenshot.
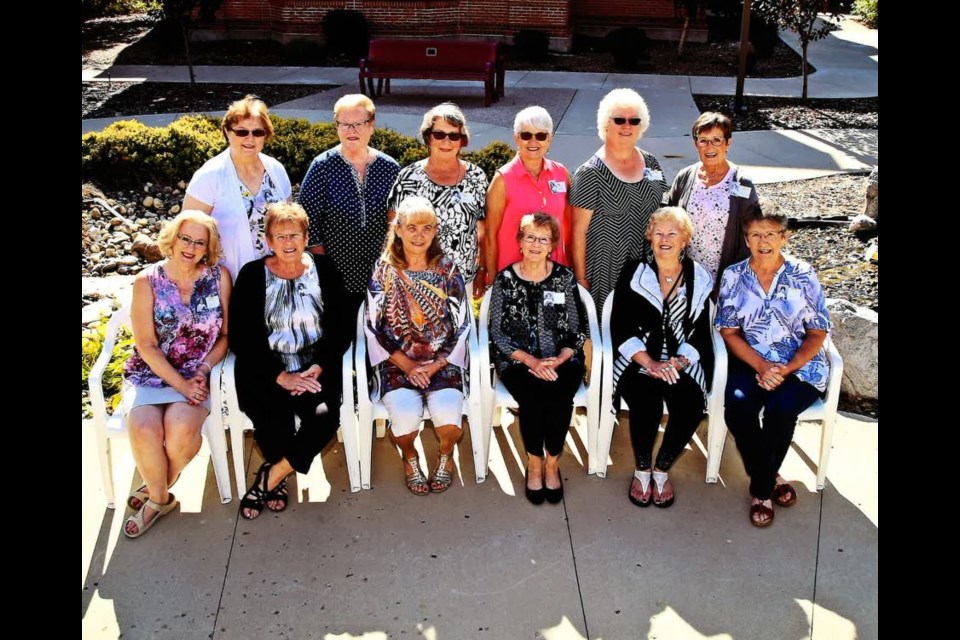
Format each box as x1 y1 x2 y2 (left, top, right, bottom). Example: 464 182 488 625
265 475 289 513
750 499 775 527
628 470 653 508
405 457 430 496
652 470 675 508
240 462 270 520
773 477 798 507
430 453 454 494
124 494 178 539
126 473 182 511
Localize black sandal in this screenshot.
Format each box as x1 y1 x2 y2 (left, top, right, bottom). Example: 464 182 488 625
265 475 289 513
239 462 270 520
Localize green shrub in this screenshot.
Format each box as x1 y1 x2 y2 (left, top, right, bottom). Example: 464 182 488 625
322 9 369 62
82 115 514 187
514 29 551 62
82 320 135 415
605 27 651 70
853 0 878 28
284 38 326 66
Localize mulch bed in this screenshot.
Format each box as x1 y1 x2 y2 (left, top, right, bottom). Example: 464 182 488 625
695 95 878 131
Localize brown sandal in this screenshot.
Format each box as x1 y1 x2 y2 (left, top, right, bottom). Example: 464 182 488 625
773 479 798 507
750 500 775 528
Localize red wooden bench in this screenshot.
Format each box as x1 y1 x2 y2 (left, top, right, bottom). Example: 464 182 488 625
359 39 505 107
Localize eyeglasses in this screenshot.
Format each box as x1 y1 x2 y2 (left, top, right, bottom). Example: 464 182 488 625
522 234 553 245
230 128 267 138
429 130 464 142
177 234 208 250
518 131 550 141
610 117 642 126
747 231 784 242
272 232 304 243
696 136 727 147
336 120 370 131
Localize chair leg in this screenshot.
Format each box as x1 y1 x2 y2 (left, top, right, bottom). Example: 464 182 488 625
230 421 247 499
816 417 835 491
705 418 727 484
95 427 116 510
202 417 233 504
339 403 362 493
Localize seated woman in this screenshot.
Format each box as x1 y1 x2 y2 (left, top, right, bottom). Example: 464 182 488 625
716 206 831 527
230 202 350 520
610 207 714 509
488 213 586 505
121 211 231 538
365 196 472 495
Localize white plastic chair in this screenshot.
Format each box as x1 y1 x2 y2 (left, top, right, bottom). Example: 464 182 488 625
476 284 603 481
595 292 728 480
88 306 233 509
705 336 844 490
220 339 361 495
354 302 486 488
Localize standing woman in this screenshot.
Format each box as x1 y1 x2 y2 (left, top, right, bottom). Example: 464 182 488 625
387 102 489 296
121 211 231 537
716 207 831 527
230 203 351 520
569 88 668 311
298 94 401 315
485 106 571 285
184 95 292 281
665 112 759 285
488 213 586 505
610 207 713 509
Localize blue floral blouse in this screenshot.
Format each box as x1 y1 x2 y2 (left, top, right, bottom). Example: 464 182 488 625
715 256 831 392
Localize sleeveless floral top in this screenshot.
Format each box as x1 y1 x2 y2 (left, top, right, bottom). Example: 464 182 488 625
123 263 224 387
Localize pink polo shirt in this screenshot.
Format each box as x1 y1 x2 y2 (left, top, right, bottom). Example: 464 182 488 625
495 155 571 271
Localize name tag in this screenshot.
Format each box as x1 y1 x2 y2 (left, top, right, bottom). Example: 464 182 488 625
458 191 476 205
644 168 664 182
732 182 752 198
543 291 565 305
205 295 220 309
548 180 567 194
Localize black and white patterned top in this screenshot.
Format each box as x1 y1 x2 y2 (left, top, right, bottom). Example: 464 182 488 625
264 259 325 372
239 172 283 259
298 146 400 294
387 159 488 283
569 150 668 311
488 263 587 376
686 164 735 280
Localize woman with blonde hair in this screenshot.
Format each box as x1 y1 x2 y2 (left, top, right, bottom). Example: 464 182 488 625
121 210 231 537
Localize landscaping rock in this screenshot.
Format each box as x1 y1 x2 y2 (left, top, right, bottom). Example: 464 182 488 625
826 299 878 400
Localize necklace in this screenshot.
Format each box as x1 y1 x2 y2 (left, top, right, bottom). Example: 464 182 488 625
659 263 682 284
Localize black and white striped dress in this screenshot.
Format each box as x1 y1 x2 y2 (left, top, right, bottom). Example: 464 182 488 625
569 151 668 311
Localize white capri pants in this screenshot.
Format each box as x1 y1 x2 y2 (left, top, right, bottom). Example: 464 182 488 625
381 388 465 437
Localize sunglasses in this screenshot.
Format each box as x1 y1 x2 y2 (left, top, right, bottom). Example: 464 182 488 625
230 128 267 138
518 131 550 141
429 130 464 142
610 117 642 126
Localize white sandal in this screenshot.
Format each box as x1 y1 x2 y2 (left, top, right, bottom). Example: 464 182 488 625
629 470 653 508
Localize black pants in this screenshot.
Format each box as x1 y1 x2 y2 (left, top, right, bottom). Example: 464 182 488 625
500 360 584 457
618 370 705 471
724 358 821 499
244 376 341 474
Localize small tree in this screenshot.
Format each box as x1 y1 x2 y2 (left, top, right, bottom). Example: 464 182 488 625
161 0 224 83
754 0 838 98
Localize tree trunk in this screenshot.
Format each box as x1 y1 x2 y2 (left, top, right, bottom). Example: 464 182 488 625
678 16 690 57
180 16 196 84
801 42 808 99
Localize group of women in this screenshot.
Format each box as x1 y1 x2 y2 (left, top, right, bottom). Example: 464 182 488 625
119 89 831 537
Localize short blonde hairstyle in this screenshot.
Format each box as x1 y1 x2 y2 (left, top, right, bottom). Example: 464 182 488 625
597 88 651 142
645 206 694 245
420 102 470 148
265 202 309 237
517 212 561 245
383 196 444 269
157 210 223 265
222 95 275 142
334 94 376 121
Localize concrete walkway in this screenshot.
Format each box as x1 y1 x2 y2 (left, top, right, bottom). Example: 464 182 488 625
82 17 878 182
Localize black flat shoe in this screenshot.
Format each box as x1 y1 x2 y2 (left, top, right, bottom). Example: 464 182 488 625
525 469 545 505
544 472 564 505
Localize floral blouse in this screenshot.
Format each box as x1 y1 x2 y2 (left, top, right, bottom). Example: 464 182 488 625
386 160 488 283
365 256 471 397
715 256 832 392
488 263 587 376
124 263 224 387
240 171 283 259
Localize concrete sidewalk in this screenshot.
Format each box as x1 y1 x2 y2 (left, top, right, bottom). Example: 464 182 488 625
81 409 878 640
82 17 878 181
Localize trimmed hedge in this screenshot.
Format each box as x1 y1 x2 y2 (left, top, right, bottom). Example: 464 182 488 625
81 115 515 188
